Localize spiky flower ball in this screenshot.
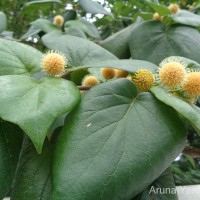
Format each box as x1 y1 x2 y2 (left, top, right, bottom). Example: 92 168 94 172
53 15 64 27
115 69 128 78
132 69 155 92
168 4 179 13
153 12 161 21
82 75 99 87
158 58 187 88
183 71 200 96
41 51 67 75
101 68 116 80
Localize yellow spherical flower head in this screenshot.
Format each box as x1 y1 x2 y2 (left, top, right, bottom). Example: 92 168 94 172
101 68 116 80
41 51 67 75
132 69 155 92
53 15 64 27
183 71 200 96
168 4 180 14
115 69 128 78
158 58 187 89
153 12 161 21
82 75 99 87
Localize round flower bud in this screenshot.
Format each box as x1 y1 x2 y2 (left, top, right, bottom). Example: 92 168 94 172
132 69 155 92
115 69 128 78
82 75 99 87
41 51 67 75
53 15 64 27
153 12 161 21
168 4 180 14
183 71 200 96
101 68 116 80
158 58 187 88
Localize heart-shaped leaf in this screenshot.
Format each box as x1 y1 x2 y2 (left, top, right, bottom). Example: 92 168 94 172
150 86 200 135
42 31 117 67
0 120 23 199
11 137 52 200
52 79 186 200
0 38 43 75
129 21 200 64
0 75 80 153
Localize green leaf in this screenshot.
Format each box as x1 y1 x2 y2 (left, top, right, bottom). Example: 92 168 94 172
170 10 200 27
150 86 200 135
129 21 200 64
0 38 43 76
0 75 80 153
133 168 178 200
65 27 87 38
65 19 100 39
21 25 41 40
0 12 7 33
0 120 23 199
20 0 62 14
100 24 133 59
146 1 171 16
52 79 186 200
79 0 113 17
31 19 58 33
11 137 52 200
42 31 117 67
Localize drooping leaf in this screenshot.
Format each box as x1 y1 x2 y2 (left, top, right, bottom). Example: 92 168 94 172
0 120 23 199
129 21 200 64
150 86 200 135
0 38 42 75
65 27 87 38
146 1 171 16
78 0 113 17
0 12 7 33
0 75 80 153
65 19 100 39
21 25 41 40
170 10 200 27
20 0 62 14
31 19 58 33
42 31 117 67
11 137 52 200
52 79 186 200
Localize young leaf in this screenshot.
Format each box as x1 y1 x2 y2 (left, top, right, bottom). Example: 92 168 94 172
11 137 52 200
0 75 80 153
0 120 23 199
52 79 186 200
150 86 200 135
0 38 43 76
129 21 200 64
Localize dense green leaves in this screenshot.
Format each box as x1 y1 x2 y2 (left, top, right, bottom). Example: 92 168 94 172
129 21 200 64
79 0 113 17
42 31 117 67
52 79 187 200
0 12 7 33
0 75 80 153
151 86 200 135
0 38 42 75
11 137 52 200
0 120 23 199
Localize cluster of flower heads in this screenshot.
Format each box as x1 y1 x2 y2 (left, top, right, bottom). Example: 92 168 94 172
157 57 200 103
40 51 199 103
